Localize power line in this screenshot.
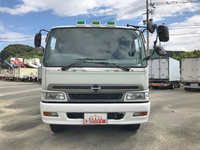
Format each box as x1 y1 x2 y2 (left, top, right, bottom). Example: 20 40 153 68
0 40 33 42
149 33 200 36
149 0 200 17
169 24 200 27
0 37 46 42
87 0 143 20
86 0 145 23
170 33 200 35
169 26 200 29
152 9 200 15
151 0 200 6
101 4 146 24
0 36 34 39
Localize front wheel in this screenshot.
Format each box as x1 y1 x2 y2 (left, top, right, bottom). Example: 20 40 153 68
126 124 140 131
184 88 191 91
50 124 65 133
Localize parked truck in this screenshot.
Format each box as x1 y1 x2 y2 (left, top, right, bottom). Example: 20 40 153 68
14 68 38 81
37 66 42 83
181 57 200 91
3 60 15 80
149 57 181 89
34 20 169 132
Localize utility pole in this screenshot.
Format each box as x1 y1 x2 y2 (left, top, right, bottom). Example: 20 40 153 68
146 0 150 56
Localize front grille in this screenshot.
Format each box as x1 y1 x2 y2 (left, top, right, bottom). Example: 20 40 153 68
68 94 123 100
53 86 138 90
67 113 124 120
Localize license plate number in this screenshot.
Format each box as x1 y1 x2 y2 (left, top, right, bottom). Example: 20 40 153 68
84 113 107 125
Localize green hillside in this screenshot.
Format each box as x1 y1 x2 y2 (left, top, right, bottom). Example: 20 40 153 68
149 49 185 58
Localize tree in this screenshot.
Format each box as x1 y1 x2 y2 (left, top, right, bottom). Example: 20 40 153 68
172 50 200 61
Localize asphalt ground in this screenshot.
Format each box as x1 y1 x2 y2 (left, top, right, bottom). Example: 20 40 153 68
0 80 200 150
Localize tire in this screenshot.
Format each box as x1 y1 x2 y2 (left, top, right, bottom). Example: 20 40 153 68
185 88 191 91
169 84 174 89
152 87 158 89
126 124 140 131
177 83 180 88
50 124 65 133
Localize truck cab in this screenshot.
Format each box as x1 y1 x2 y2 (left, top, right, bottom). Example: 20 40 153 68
35 20 169 132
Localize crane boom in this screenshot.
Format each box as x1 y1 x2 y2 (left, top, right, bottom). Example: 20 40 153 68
15 58 27 68
11 60 21 68
15 58 26 68
4 60 15 70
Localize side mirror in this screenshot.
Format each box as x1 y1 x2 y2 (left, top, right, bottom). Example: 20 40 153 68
34 33 41 47
157 25 169 42
38 47 44 56
154 46 167 56
147 20 157 33
128 50 136 57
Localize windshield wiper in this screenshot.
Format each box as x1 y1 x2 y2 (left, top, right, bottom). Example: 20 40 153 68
96 62 130 71
61 58 107 71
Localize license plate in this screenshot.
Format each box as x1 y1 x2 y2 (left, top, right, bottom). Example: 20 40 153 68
84 113 107 125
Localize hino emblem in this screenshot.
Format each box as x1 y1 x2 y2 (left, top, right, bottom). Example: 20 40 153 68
91 85 101 92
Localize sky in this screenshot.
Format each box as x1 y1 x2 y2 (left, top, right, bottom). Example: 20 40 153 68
0 0 200 52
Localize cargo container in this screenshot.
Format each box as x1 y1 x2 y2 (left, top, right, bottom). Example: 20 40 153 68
181 57 200 91
38 66 42 83
14 68 38 81
149 57 180 89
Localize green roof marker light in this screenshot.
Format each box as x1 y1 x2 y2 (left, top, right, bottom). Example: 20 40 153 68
107 21 116 27
91 20 101 26
76 21 86 26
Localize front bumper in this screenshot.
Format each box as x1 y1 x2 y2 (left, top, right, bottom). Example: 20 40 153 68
40 102 151 125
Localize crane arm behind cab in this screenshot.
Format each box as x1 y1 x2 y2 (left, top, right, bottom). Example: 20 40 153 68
15 58 27 68
11 60 21 68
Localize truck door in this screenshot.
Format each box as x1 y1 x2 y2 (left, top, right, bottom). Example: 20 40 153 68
151 59 160 79
196 58 200 82
181 58 195 82
160 59 169 79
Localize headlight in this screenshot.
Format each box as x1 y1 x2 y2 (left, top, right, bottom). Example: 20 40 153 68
126 92 149 100
42 92 65 100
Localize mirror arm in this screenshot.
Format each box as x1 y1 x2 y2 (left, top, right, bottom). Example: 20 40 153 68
127 24 147 29
143 34 158 61
153 34 159 48
142 29 147 33
143 49 155 61
39 29 49 33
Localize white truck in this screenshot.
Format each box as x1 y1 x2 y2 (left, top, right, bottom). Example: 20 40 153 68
14 68 38 81
181 57 200 91
34 20 169 132
149 57 180 89
37 66 42 83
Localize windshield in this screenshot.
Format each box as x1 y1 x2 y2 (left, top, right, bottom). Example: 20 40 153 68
44 27 147 68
